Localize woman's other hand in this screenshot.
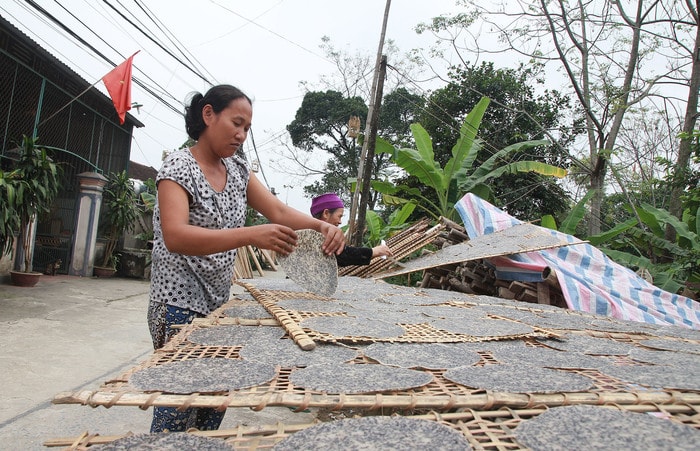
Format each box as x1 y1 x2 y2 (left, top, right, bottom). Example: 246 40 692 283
318 222 345 256
250 224 298 256
372 243 393 259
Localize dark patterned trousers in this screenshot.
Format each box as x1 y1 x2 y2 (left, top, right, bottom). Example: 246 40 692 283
147 302 225 432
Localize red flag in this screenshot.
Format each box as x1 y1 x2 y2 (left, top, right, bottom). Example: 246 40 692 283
102 51 139 125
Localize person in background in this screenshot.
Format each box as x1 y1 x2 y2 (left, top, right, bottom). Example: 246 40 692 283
310 192 392 267
148 85 345 433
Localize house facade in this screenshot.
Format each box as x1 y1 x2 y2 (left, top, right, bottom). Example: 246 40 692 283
0 15 144 275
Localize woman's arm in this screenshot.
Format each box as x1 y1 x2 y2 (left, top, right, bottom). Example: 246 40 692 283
158 179 299 256
247 174 345 255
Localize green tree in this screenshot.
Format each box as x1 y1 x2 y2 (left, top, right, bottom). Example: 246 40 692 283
99 171 140 269
286 90 368 202
379 87 424 148
286 88 425 208
375 97 567 221
404 62 575 220
424 1 697 235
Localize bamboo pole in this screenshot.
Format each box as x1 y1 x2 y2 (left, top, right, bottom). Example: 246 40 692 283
53 389 700 411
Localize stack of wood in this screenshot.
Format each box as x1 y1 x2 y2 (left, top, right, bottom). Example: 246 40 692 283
234 246 279 280
420 217 567 308
338 218 444 278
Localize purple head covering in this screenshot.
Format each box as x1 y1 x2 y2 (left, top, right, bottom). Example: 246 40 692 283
310 193 344 216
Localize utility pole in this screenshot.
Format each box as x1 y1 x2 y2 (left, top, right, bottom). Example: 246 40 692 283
347 0 391 246
351 55 387 246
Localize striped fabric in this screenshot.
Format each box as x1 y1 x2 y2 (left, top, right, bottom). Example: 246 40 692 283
455 193 700 329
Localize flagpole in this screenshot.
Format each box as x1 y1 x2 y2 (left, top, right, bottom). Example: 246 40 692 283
36 78 104 128
37 51 139 129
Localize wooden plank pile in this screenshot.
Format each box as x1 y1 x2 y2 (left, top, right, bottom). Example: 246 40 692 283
338 218 444 278
234 246 278 280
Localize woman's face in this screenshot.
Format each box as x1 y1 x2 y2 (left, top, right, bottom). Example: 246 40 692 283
203 97 252 158
323 208 344 227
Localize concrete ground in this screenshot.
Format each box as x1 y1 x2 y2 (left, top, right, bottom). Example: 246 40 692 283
0 271 315 450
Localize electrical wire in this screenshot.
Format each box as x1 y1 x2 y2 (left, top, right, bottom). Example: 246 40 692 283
19 0 185 117
208 0 334 66
85 0 199 104
101 0 212 85
50 0 185 110
131 0 218 84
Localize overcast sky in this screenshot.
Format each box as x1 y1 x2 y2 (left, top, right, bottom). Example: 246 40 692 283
2 0 463 212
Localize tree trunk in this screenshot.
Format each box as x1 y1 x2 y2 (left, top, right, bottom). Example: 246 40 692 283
666 6 700 242
352 56 387 246
347 0 391 245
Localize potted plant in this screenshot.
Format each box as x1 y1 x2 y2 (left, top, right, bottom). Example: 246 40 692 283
94 170 140 277
7 136 62 286
0 168 21 261
120 178 155 279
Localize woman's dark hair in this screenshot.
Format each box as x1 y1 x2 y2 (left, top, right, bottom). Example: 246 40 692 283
312 208 342 220
184 84 252 140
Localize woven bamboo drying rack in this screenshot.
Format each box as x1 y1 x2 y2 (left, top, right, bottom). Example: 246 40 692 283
237 282 560 351
53 293 700 414
47 402 700 449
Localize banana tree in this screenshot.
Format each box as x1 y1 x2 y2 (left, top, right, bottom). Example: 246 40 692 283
541 189 598 235
375 97 567 221
365 202 416 246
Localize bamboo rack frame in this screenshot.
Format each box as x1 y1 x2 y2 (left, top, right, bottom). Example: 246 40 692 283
46 403 700 449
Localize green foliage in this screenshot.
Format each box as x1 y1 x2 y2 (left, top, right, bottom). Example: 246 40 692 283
375 97 567 221
288 90 370 201
556 189 597 235
364 202 416 246
540 214 557 230
100 170 140 268
539 185 699 293
9 136 63 272
454 139 567 202
134 178 156 245
0 168 21 256
288 88 425 207
410 62 576 220
588 203 700 293
378 87 424 147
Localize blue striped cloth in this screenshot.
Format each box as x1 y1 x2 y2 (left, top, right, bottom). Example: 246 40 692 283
455 193 699 329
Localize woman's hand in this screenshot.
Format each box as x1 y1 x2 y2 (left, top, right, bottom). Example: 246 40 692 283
372 243 393 259
318 222 345 256
249 224 298 256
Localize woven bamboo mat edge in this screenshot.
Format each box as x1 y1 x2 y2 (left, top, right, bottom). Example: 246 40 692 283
338 218 443 278
44 403 700 450
52 374 700 411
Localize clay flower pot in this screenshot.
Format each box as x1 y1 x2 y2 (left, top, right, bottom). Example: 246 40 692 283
93 266 117 278
10 270 42 287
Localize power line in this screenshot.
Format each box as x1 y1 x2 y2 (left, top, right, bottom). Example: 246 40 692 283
48 0 185 111
198 0 284 46
19 0 185 117
101 0 212 85
82 0 196 105
208 0 334 66
131 0 218 84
